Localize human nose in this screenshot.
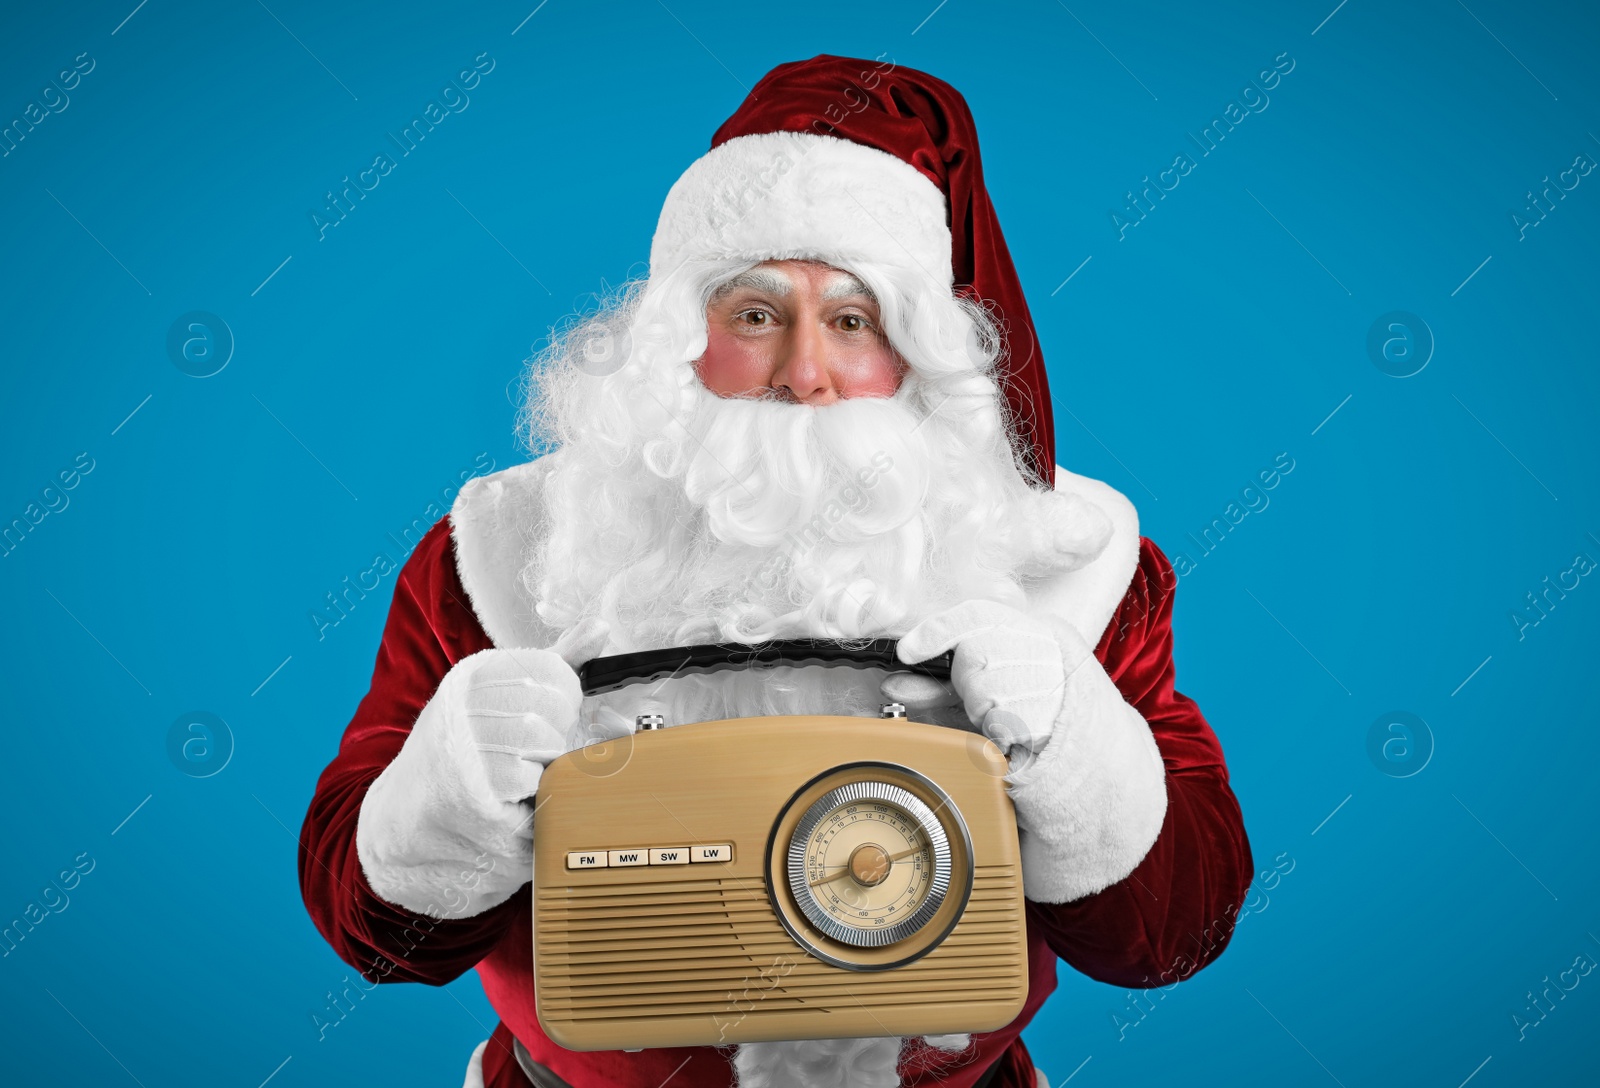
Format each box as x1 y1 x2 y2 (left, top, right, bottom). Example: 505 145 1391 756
770 321 837 404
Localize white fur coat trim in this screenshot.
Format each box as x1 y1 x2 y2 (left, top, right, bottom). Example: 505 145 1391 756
447 459 1142 653
649 131 953 286
450 458 561 655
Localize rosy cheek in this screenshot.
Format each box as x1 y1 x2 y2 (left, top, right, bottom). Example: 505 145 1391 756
838 347 905 398
697 325 772 396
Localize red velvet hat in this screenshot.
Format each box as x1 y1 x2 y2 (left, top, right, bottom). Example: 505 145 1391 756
648 55 1055 488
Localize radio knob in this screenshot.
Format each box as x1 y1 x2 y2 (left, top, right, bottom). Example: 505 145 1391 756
636 714 666 730
879 703 907 719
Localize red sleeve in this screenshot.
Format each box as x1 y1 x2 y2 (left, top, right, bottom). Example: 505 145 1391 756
298 517 521 985
1026 537 1253 988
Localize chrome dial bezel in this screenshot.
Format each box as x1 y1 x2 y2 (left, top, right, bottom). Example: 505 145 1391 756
785 780 952 948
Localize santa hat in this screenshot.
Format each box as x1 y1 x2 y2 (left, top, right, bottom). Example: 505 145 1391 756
648 55 1056 488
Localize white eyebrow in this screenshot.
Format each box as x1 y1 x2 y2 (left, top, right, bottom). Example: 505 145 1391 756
820 272 875 302
713 267 793 299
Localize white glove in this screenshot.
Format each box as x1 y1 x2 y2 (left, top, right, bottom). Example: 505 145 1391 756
356 619 611 919
894 600 1091 757
459 635 600 805
896 600 1167 904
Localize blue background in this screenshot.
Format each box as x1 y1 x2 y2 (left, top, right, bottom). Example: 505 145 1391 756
2 0 1597 1084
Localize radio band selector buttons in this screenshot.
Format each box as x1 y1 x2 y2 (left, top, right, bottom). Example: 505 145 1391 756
566 844 733 869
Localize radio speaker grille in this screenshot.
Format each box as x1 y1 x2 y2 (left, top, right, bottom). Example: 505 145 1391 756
536 865 1024 1023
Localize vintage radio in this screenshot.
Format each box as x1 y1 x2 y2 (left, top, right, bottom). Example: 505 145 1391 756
532 641 1027 1051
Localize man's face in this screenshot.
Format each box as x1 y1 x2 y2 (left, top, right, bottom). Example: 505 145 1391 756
694 260 906 405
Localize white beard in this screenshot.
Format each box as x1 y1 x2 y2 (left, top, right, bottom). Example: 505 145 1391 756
528 379 1111 653
733 1037 912 1088
731 1033 978 1088
520 263 1110 1087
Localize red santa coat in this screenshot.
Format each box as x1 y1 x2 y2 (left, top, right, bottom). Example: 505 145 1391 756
299 478 1252 1087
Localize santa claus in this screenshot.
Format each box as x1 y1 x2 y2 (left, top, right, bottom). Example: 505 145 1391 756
300 56 1252 1088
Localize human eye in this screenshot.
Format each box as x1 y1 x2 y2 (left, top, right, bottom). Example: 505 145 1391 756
835 311 875 334
735 306 775 327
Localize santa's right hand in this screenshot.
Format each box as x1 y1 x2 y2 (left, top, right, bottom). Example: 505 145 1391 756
456 617 612 802
458 647 587 804
354 623 609 919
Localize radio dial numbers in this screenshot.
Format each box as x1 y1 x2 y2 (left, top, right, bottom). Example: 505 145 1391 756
784 779 955 950
803 802 932 928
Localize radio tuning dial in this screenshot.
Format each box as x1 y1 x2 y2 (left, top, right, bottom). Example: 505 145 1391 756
784 780 954 949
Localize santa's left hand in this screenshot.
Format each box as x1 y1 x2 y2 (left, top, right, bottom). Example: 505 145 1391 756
895 600 1093 758
896 599 1168 906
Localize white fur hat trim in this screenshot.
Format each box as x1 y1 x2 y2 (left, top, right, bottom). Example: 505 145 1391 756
648 131 952 286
